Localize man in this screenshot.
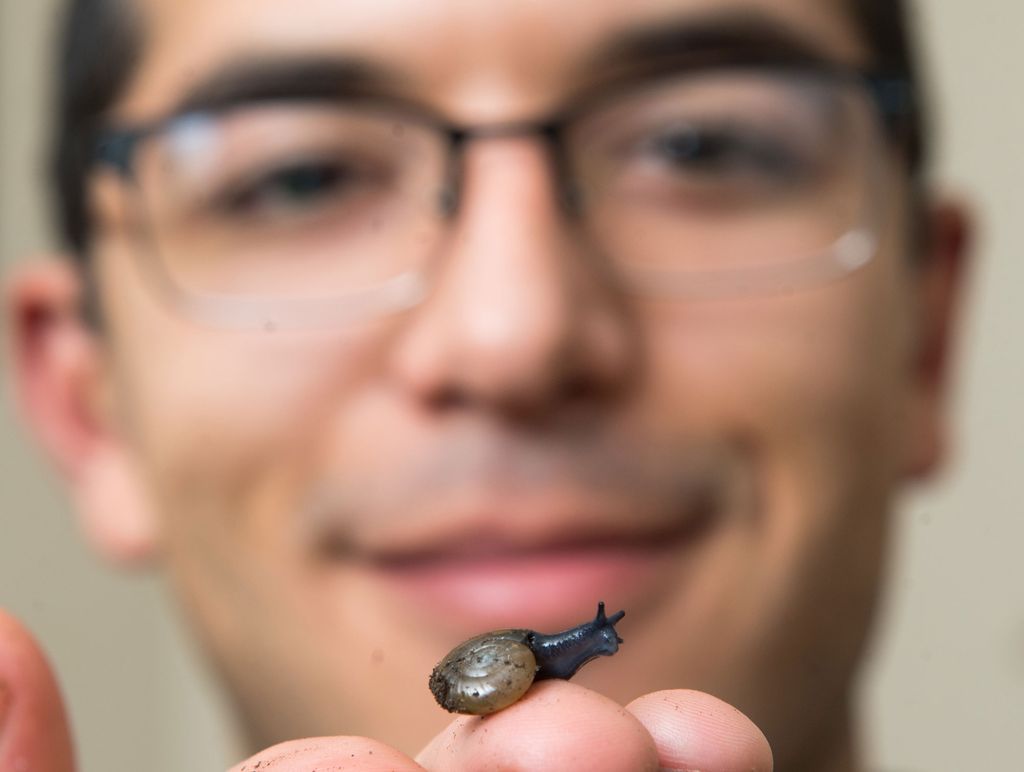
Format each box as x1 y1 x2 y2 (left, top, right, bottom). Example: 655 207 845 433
2 0 969 769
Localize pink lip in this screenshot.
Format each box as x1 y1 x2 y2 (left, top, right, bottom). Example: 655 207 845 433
361 532 699 632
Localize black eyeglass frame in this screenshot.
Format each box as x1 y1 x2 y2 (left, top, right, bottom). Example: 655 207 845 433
93 59 916 217
86 58 916 329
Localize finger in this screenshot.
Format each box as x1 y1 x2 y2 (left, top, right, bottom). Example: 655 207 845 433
626 690 772 772
417 680 659 771
0 609 76 772
228 736 424 771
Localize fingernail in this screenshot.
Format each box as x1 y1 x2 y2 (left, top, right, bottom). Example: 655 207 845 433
0 681 11 731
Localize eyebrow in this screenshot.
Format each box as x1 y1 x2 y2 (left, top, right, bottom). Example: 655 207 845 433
170 55 407 117
162 8 857 122
580 8 860 85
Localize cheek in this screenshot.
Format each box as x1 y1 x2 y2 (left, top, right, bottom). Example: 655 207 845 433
634 264 916 698
642 259 916 616
103 285 406 681
122 334 367 493
646 264 913 479
99 242 395 540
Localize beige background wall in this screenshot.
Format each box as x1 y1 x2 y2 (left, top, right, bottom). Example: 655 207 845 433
2 1 1022 770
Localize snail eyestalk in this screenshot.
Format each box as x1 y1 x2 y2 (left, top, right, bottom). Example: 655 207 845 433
428 602 626 715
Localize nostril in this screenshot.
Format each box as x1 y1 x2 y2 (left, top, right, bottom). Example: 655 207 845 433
560 373 596 404
422 372 602 420
429 385 471 412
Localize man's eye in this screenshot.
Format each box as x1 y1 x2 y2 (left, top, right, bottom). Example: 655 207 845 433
641 124 808 183
217 160 361 218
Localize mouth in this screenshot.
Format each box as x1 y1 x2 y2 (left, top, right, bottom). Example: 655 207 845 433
306 431 745 632
320 497 718 631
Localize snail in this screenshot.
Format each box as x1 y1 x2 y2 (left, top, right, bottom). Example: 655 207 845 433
428 602 625 715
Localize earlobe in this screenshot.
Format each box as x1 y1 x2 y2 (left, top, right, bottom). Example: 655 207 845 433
5 258 159 566
902 199 972 479
71 442 161 566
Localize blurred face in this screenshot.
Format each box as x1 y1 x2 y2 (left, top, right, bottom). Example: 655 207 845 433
85 0 938 764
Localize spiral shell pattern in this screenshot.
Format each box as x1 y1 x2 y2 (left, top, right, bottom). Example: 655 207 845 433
428 629 538 715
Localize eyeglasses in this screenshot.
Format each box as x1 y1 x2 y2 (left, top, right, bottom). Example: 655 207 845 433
95 63 913 330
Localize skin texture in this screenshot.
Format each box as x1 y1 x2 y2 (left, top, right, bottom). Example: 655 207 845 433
4 0 970 770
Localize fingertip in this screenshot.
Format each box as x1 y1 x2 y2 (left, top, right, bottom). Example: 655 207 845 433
229 736 422 771
418 680 659 771
0 609 76 772
626 689 772 772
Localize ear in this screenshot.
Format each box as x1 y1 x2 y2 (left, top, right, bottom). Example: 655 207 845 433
5 258 159 567
901 199 973 479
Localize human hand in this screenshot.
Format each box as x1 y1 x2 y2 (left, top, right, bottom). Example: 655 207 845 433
0 608 772 771
231 680 772 771
0 609 76 772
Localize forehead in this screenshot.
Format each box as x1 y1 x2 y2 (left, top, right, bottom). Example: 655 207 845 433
120 0 866 120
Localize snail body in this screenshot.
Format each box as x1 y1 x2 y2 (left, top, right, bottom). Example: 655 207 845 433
428 602 625 715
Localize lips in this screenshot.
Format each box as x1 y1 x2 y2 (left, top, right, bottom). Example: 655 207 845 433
320 493 718 631
306 431 740 631
370 533 705 630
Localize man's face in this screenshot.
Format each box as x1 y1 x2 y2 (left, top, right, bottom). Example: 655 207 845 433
84 0 942 762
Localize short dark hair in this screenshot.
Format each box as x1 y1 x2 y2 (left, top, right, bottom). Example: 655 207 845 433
52 0 140 257
50 0 928 256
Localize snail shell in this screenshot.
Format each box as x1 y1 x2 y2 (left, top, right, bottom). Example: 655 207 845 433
428 602 625 716
428 629 537 715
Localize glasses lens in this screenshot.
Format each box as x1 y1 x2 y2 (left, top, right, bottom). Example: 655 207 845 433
132 103 448 304
123 70 887 326
568 69 884 291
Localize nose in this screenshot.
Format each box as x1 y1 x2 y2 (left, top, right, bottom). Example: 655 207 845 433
389 138 637 421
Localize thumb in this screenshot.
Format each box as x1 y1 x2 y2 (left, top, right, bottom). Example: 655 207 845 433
0 610 75 772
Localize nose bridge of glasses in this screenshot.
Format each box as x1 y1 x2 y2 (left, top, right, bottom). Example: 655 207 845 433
435 125 608 313
444 117 580 217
